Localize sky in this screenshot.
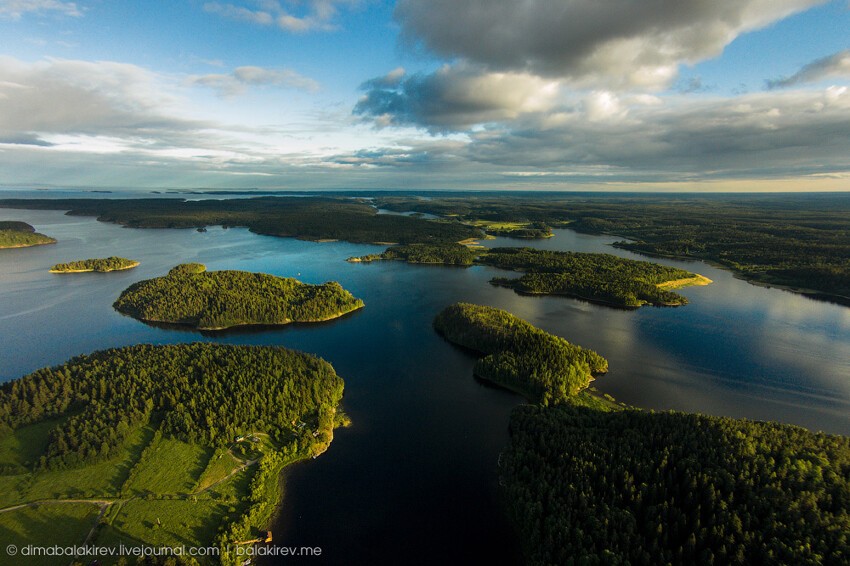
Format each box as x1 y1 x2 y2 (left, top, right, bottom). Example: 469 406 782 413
0 0 848 192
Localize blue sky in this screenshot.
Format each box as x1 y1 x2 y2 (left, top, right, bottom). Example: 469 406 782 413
0 0 848 191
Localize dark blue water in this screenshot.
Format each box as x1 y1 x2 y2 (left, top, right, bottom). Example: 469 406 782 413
1 208 849 565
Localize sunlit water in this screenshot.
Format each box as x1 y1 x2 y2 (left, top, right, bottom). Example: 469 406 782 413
1 206 849 565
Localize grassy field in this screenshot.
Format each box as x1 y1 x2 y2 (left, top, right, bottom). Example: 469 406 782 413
196 448 243 492
26 425 154 502
123 436 212 496
99 499 236 553
0 425 153 506
0 418 65 473
0 503 100 566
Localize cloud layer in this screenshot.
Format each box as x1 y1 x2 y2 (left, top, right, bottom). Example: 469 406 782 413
0 0 80 20
204 0 357 32
189 66 320 96
395 0 826 89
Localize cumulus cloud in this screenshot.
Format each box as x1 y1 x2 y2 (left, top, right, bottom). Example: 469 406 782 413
458 88 850 180
0 0 80 19
354 65 560 130
189 66 320 96
204 0 358 33
394 0 826 90
767 50 850 89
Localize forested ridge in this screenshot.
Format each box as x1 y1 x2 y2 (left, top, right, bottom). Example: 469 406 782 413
0 220 56 248
374 194 850 305
0 196 481 245
433 303 607 404
481 247 698 307
113 263 364 330
503 404 850 565
50 256 138 272
0 343 343 470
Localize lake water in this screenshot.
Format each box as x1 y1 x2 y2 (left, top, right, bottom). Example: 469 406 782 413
1 206 849 565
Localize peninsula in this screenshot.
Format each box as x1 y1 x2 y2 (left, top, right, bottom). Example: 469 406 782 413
353 244 711 308
0 221 56 249
50 257 139 273
113 263 364 330
0 343 345 565
433 302 850 565
434 303 607 404
481 247 710 307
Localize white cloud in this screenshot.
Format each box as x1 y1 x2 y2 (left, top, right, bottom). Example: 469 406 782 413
0 0 80 19
0 56 191 136
189 66 320 96
768 50 850 89
204 0 358 33
395 0 827 90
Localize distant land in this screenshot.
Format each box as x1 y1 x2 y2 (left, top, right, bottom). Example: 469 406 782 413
2 192 845 304
0 196 481 245
50 257 139 273
113 263 365 331
374 193 850 306
0 221 56 249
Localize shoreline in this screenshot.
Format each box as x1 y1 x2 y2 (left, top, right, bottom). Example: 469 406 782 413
124 302 365 331
0 239 56 249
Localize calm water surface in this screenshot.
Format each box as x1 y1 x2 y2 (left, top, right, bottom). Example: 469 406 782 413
1 208 849 565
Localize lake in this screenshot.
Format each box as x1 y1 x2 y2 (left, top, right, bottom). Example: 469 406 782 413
1 206 849 565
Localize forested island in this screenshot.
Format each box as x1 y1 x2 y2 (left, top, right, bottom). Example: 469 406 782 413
0 343 346 565
0 221 55 249
49 256 139 273
481 247 710 308
350 243 709 308
113 263 364 330
375 193 850 305
434 303 607 404
0 196 481 245
434 302 850 564
348 243 478 265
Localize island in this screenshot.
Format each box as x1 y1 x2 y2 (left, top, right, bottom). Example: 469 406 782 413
480 247 711 307
434 303 607 404
434 303 850 564
0 343 347 565
0 221 56 249
113 263 365 330
348 243 478 265
49 256 139 273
